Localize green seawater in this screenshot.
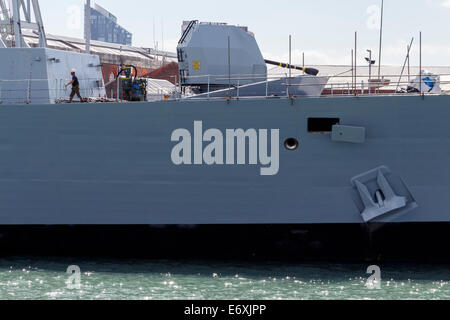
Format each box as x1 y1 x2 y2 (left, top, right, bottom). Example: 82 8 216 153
0 257 449 300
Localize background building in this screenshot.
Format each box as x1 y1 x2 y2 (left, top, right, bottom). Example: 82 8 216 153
85 3 132 46
20 29 178 98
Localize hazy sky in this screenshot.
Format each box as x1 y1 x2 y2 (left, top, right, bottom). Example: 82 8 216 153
37 0 450 66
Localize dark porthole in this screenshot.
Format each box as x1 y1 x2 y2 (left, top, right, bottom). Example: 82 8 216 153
284 138 299 151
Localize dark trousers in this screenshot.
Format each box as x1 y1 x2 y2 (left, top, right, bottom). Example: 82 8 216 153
70 85 83 102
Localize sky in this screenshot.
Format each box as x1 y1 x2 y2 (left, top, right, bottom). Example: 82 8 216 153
36 0 450 66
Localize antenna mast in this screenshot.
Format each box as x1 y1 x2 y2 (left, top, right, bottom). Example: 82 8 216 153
85 0 91 54
377 0 384 80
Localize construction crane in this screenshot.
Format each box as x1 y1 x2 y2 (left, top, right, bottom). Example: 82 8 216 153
0 0 47 48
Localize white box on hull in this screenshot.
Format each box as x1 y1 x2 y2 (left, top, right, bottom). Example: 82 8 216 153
0 48 105 104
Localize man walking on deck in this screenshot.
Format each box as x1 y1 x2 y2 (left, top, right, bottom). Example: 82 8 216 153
66 70 84 103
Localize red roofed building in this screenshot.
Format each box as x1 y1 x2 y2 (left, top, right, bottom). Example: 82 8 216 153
143 62 179 84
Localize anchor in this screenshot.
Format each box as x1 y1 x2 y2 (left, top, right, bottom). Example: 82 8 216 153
355 170 407 222
351 167 416 223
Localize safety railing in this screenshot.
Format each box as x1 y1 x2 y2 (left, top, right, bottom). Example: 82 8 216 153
1 72 449 104
0 77 107 104
174 70 450 101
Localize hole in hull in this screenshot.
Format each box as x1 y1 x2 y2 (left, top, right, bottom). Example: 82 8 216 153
284 138 299 150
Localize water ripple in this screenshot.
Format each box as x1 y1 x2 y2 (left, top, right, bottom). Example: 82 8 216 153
0 257 449 300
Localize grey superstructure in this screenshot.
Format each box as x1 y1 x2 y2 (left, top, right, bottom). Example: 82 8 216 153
177 21 328 97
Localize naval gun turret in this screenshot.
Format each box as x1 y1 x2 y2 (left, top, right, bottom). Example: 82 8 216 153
177 21 327 98
177 21 267 93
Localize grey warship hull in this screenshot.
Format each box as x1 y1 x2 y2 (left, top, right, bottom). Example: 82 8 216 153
1 95 450 224
1 94 450 259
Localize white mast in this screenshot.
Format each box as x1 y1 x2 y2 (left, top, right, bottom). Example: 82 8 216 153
85 0 91 54
377 0 384 80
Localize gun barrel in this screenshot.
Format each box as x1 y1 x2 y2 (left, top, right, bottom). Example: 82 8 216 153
264 59 319 76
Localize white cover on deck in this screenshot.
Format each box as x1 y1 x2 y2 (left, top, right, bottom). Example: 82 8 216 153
0 48 105 104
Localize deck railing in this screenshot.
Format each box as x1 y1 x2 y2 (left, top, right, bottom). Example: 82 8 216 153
0 78 107 104
0 71 449 104
177 71 450 100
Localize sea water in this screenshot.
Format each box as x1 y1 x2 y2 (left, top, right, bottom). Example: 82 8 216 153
0 257 449 300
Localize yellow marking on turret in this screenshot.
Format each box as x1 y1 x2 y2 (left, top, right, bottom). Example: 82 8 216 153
193 61 201 71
